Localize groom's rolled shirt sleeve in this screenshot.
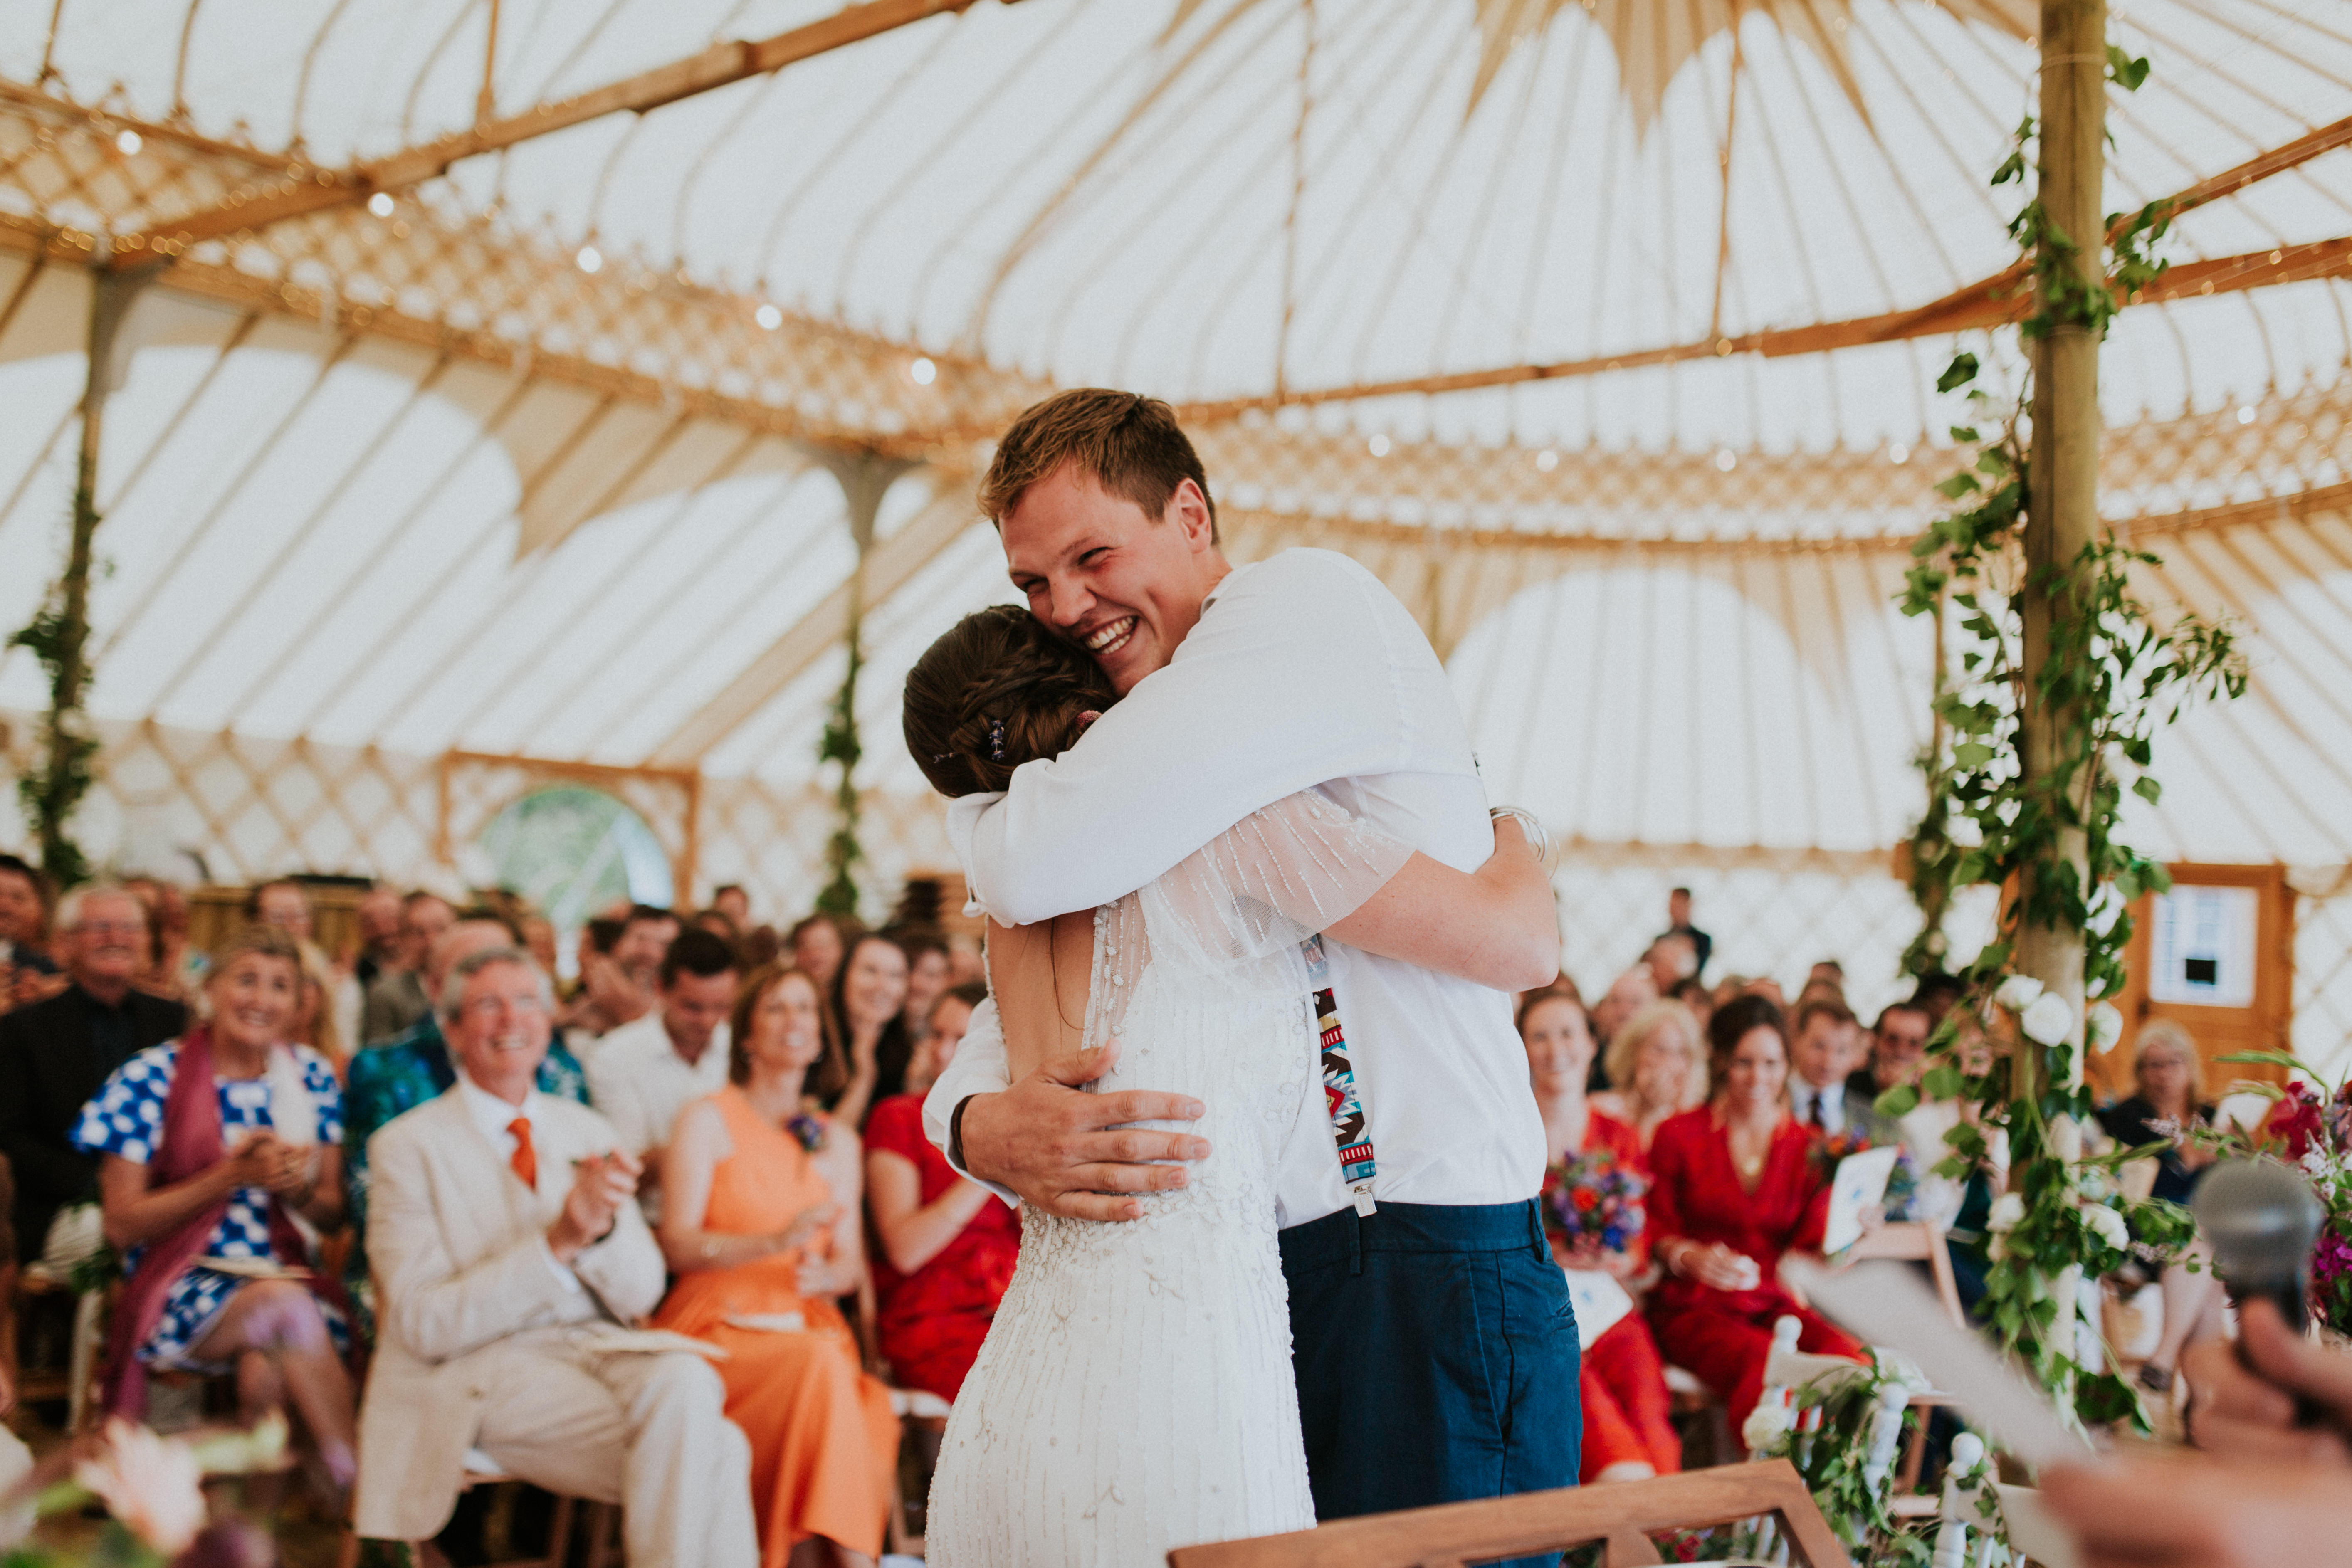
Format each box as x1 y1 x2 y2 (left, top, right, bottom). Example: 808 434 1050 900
923 997 1020 1204
964 551 1419 926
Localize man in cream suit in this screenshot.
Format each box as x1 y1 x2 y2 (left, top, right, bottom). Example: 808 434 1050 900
355 947 755 1568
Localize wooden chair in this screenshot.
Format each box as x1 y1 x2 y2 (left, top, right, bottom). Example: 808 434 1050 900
1165 1460 1852 1568
1833 1219 1966 1505
336 1452 619 1568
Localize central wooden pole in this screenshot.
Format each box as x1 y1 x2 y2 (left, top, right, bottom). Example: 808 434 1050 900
2018 0 2106 1089
2020 0 2107 1379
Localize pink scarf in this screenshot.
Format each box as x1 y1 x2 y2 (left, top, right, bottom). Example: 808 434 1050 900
102 1026 353 1415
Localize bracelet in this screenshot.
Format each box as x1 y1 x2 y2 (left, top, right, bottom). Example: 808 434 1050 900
949 1095 976 1173
1489 805 1552 865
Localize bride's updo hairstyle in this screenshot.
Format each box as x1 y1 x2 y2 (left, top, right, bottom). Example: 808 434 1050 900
903 605 1118 797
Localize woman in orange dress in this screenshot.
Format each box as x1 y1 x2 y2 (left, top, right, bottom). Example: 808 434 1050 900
1644 994 1863 1431
655 962 898 1568
1521 992 1680 1484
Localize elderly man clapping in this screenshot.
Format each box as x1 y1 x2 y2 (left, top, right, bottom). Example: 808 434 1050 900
354 948 754 1568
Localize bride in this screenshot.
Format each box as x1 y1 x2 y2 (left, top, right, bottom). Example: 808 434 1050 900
901 605 1553 1566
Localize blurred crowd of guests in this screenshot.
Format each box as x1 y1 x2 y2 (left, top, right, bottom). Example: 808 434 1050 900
0 854 1002 1568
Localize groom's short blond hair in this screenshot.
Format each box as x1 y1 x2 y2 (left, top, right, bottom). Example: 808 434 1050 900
979 388 1218 544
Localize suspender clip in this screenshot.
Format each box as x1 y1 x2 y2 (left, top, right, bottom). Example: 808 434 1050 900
1351 1185 1377 1218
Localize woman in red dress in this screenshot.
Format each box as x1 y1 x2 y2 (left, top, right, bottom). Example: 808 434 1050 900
1522 992 1681 1484
1645 994 1863 1430
863 983 1020 1401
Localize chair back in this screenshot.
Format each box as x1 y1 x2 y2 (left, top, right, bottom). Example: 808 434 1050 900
1165 1460 1853 1568
1840 1219 1966 1328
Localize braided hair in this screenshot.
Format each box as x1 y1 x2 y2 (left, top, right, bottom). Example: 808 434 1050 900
903 605 1119 797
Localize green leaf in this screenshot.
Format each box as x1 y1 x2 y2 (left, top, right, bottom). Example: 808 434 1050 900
1875 1084 1921 1119
2132 775 2162 804
1937 353 1981 394
1952 741 1995 768
2214 1049 2308 1074
2106 43 2152 91
1936 472 1983 500
1923 1063 1963 1100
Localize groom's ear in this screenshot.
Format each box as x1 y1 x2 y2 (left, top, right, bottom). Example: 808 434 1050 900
1166 477 1218 551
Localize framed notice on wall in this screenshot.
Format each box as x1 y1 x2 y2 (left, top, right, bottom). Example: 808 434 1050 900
2149 884 2260 1009
2094 864 2295 1101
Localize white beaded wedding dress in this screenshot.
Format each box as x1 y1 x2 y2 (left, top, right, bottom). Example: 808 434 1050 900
923 793 1410 1568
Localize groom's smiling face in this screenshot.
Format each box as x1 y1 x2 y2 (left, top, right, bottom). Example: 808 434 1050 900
1001 462 1223 696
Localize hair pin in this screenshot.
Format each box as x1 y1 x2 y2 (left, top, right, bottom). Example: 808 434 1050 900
987 718 1007 763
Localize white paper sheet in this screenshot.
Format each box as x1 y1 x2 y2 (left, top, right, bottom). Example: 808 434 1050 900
723 1312 809 1333
1781 1257 2093 1470
1560 1268 1634 1341
1824 1146 1902 1255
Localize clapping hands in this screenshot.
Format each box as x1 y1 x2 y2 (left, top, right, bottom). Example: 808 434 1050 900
226 1131 312 1197
548 1149 643 1263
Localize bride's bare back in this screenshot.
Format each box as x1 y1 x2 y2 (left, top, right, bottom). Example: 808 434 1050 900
986 910 1095 1082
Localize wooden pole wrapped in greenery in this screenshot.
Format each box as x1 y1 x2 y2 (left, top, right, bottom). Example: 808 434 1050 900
1889 17 2244 1429
11 264 158 890
812 452 918 919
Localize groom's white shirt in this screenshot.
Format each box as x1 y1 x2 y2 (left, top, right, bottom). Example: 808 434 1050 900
923 546 1547 1230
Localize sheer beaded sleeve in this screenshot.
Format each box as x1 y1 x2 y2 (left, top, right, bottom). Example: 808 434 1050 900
1144 792 1411 981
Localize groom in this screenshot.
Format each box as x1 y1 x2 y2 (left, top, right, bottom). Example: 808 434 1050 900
923 389 1581 1539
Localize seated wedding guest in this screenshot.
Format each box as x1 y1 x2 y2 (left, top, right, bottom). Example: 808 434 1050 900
1590 965 1659 1051
0 854 61 1010
866 980 1016 1402
691 907 744 947
355 947 755 1568
1593 999 1706 1153
361 892 454 1045
1520 991 1678 1484
826 933 909 1131
343 916 589 1303
1847 999 1932 1103
124 877 205 1003
567 904 679 1049
892 930 951 1058
349 886 405 994
1787 996 1894 1141
1645 995 1863 1429
904 981 981 1099
1643 932 1699 998
292 942 348 1077
2098 1020 2224 1395
2043 1298 2352 1568
788 913 851 995
712 885 753 933
73 924 355 1478
654 960 897 1568
0 886 187 1268
519 916 560 982
587 928 741 1216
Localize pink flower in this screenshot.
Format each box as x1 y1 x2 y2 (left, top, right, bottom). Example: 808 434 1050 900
74 1420 207 1556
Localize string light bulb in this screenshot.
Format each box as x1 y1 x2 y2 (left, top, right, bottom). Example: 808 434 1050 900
1535 448 1559 472
1368 434 1391 457
909 356 936 385
576 245 603 274
115 129 142 156
2236 405 2257 425
1888 442 1911 465
368 193 395 218
755 304 783 331
1714 448 1737 472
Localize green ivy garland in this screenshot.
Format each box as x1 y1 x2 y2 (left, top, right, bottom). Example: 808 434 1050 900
813 610 866 918
1883 48 2245 1428
10 491 104 891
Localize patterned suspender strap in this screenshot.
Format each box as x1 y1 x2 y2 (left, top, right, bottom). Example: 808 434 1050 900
1302 934 1377 1217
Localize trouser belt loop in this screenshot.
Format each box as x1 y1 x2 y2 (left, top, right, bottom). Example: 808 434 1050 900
1528 1200 1547 1261
1348 1204 1364 1277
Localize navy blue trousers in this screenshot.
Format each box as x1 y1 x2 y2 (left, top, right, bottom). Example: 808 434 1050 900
1280 1198 1582 1568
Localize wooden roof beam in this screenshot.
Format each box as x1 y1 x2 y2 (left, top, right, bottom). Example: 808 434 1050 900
1170 232 2352 422
1170 112 2352 424
112 0 1008 266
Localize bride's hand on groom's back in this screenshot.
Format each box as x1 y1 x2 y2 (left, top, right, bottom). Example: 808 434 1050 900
961 1039 1210 1222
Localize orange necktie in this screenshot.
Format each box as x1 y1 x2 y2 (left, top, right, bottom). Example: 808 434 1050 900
508 1117 538 1189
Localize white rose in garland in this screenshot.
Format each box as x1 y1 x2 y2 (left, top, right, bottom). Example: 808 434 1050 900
2086 1001 2125 1054
2020 991 2076 1047
1986 1191 2027 1261
1996 974 2046 1011
1742 1396 1795 1454
2082 1203 2131 1255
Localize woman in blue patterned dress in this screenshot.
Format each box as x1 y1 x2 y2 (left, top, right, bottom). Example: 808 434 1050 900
75 924 357 1486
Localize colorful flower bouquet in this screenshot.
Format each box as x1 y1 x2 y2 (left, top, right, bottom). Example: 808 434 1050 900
2191 1051 2352 1338
1543 1148 1646 1262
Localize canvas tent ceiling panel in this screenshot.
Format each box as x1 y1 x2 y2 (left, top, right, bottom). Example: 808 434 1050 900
10 1 2351 449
